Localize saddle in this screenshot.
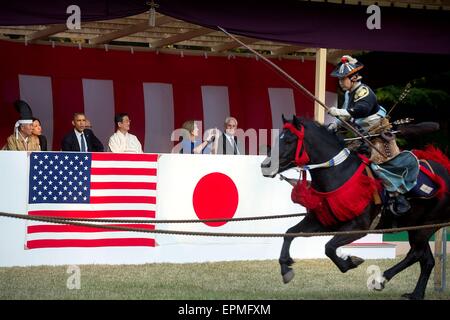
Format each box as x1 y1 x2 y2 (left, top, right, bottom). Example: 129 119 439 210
378 160 444 205
407 160 442 199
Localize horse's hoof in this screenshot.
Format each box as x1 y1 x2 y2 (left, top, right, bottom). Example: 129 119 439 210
282 269 295 284
401 293 424 300
350 256 365 267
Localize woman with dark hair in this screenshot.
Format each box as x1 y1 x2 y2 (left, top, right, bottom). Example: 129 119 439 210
32 117 48 151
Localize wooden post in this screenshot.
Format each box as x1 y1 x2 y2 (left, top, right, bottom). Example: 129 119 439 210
314 48 327 124
444 228 447 290
434 228 446 292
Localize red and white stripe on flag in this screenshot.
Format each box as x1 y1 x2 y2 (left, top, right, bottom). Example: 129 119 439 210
26 152 158 249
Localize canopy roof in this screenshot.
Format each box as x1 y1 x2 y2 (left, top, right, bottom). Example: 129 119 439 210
1 0 449 60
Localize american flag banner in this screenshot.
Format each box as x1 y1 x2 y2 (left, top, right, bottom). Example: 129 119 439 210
26 152 158 249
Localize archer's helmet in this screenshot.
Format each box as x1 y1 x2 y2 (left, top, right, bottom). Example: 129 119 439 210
330 55 364 79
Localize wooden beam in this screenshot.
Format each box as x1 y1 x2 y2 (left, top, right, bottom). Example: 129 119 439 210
326 49 356 64
26 24 67 42
212 37 258 53
149 27 215 49
272 45 306 56
434 228 447 291
314 48 327 124
89 15 175 45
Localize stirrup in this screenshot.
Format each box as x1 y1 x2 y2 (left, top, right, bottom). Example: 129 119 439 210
389 195 411 217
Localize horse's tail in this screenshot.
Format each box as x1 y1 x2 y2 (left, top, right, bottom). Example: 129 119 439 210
413 145 450 174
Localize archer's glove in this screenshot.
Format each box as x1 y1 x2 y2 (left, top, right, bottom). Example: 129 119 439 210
327 122 338 132
328 107 351 120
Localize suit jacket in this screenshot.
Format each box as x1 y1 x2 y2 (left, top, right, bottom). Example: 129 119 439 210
61 129 104 152
216 133 243 155
38 135 48 151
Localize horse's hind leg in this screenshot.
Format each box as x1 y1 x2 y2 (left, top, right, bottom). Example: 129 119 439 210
401 244 435 300
279 214 324 284
382 247 423 282
379 229 437 299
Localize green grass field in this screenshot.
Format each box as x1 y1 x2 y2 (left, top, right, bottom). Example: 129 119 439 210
0 258 449 300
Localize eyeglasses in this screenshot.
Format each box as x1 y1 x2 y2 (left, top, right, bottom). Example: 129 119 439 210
226 124 237 128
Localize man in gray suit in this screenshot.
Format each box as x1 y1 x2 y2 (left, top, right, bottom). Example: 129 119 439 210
215 116 243 155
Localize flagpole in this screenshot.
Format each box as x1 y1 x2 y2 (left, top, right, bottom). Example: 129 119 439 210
217 26 387 158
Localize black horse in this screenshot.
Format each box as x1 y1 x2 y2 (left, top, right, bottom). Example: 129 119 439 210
261 115 450 300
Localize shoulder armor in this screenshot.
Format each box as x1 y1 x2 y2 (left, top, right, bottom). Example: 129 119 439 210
354 85 369 102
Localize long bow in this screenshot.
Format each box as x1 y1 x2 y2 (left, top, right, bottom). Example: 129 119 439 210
218 26 387 158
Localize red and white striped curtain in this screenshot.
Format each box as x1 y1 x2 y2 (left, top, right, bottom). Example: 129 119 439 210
0 40 337 153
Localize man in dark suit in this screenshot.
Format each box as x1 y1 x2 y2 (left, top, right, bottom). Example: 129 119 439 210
61 113 104 152
215 116 243 155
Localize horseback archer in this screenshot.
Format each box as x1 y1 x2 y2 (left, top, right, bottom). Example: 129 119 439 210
328 55 415 216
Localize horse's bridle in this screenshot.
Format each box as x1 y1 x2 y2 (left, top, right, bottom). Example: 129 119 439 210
282 123 310 167
283 122 350 171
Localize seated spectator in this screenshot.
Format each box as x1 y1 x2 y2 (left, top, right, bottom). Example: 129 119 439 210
180 120 215 154
61 112 104 152
108 113 143 153
215 116 243 155
3 100 40 151
32 117 48 151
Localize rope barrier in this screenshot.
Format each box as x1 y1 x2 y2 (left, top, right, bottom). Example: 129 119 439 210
10 212 306 224
1 211 449 238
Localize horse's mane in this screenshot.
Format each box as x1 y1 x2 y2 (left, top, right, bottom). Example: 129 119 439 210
296 117 346 148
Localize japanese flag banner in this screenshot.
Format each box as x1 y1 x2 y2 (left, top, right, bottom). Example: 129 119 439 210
155 154 322 262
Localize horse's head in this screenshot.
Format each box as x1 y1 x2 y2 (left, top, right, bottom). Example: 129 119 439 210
261 115 344 178
261 115 309 178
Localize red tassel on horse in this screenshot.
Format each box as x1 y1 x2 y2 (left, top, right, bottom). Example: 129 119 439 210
290 164 381 226
413 145 450 198
291 171 320 209
413 145 450 174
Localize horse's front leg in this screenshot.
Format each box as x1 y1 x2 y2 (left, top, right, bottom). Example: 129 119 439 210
325 233 367 273
279 214 324 284
324 210 373 273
